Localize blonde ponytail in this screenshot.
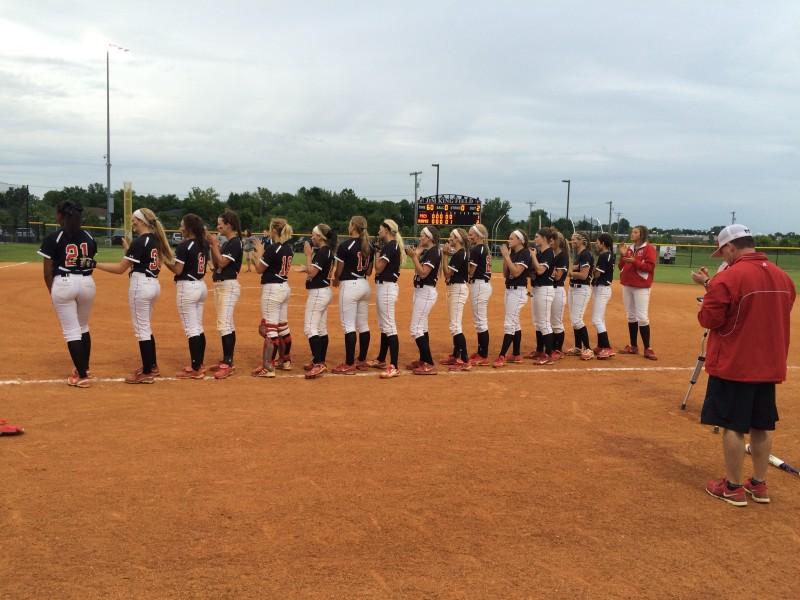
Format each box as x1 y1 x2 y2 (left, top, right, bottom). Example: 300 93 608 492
382 219 406 265
350 216 370 258
270 218 293 244
137 207 174 265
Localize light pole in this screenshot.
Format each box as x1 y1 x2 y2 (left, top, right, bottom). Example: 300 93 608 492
431 163 440 199
561 179 571 223
409 171 422 234
106 43 130 230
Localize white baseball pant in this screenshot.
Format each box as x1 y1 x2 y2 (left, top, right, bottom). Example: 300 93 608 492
214 279 240 336
622 285 651 326
532 286 555 335
567 285 591 329
591 285 613 333
51 274 96 342
550 287 566 334
339 278 370 334
304 287 332 338
503 287 528 335
375 282 399 336
410 285 438 339
128 272 160 341
447 283 468 336
261 282 291 339
176 280 208 338
470 280 492 333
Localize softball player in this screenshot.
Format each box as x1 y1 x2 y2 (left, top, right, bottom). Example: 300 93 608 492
38 201 98 388
405 226 441 375
592 233 615 359
294 223 336 379
207 209 243 379
165 214 209 379
367 219 404 379
618 225 658 359
441 228 471 371
251 218 294 378
529 229 556 365
467 224 492 366
566 232 594 360
331 216 373 375
550 231 569 359
95 207 174 383
493 229 530 368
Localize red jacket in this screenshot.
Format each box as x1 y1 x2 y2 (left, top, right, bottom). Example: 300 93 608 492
699 252 795 383
618 242 656 288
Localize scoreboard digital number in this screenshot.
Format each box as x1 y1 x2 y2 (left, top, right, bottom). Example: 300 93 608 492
416 194 481 226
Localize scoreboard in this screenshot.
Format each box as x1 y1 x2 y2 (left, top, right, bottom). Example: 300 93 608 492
416 194 482 226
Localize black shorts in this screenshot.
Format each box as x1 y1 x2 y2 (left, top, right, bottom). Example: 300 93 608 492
700 375 779 433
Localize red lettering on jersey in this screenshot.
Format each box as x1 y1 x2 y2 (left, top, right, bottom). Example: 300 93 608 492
279 255 292 277
197 254 206 276
65 242 89 267
485 255 492 275
148 248 160 271
356 251 368 272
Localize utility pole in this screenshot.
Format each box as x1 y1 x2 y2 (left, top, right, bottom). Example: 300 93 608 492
526 200 536 235
615 211 622 234
410 171 422 234
605 201 613 230
431 163 440 199
731 211 736 225
561 179 571 222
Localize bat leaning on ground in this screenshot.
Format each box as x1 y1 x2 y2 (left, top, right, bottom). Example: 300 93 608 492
745 443 800 477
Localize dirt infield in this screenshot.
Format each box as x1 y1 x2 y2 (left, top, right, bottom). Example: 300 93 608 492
1 262 798 599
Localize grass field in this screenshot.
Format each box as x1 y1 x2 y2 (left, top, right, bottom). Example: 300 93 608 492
4 242 799 286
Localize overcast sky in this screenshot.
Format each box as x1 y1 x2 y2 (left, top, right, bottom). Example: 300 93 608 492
1 1 798 232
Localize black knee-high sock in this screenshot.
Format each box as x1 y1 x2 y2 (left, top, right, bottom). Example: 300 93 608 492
455 333 468 361
573 328 581 349
309 335 320 364
598 331 610 348
271 345 279 361
321 335 329 362
478 330 489 358
67 340 87 378
422 334 433 364
639 325 651 349
81 332 91 370
555 331 565 352
377 333 388 362
358 331 370 362
150 335 157 368
500 333 513 357
221 333 234 365
536 330 543 353
543 333 554 355
388 334 399 368
199 333 206 365
139 340 154 374
345 331 357 365
579 327 591 350
280 334 292 358
513 330 522 355
188 335 202 371
415 336 425 362
628 322 639 347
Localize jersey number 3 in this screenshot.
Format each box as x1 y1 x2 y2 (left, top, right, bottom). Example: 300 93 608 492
148 248 160 271
65 242 89 267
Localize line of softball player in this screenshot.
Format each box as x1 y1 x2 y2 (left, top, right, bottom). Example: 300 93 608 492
40 204 656 387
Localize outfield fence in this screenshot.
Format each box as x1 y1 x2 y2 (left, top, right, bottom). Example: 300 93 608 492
4 222 800 273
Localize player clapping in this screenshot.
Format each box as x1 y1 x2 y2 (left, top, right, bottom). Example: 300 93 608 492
494 230 530 367
440 228 471 371
405 226 441 375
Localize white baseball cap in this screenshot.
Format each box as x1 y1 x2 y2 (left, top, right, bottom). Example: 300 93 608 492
712 224 752 256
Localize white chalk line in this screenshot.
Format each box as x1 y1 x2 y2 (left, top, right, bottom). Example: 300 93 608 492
0 262 29 270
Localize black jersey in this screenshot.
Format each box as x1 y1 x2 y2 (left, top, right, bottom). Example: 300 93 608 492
469 244 492 283
552 251 569 288
38 228 98 276
125 233 161 278
306 246 333 289
447 248 469 284
414 246 441 287
505 248 531 288
259 241 293 284
336 238 371 281
375 240 401 284
532 247 555 287
174 239 208 282
212 237 243 282
571 249 594 286
593 251 614 286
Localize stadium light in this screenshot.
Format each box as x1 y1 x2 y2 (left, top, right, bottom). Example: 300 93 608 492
431 163 440 200
561 179 571 223
106 43 130 230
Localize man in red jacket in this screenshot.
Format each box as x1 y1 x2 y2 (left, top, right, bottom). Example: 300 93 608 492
692 224 795 506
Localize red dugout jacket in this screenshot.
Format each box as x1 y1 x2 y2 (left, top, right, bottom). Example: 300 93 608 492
618 242 656 288
699 252 795 383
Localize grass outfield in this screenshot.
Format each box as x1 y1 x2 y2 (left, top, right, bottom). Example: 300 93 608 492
4 242 799 285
